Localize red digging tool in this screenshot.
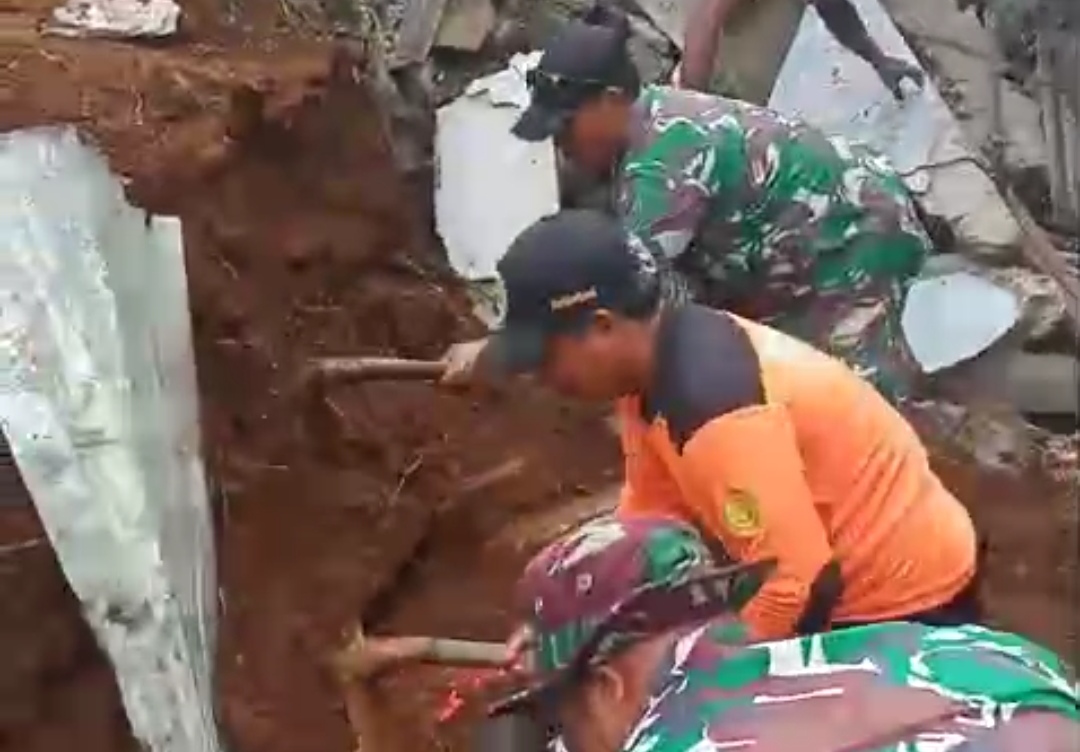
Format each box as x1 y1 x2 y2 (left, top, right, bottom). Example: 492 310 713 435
333 625 510 752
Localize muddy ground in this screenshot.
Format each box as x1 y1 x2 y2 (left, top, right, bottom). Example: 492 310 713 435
0 3 1077 752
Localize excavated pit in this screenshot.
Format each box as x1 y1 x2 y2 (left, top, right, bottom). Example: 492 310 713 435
0 10 1076 752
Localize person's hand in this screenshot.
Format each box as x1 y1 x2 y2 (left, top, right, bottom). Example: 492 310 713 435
669 62 684 88
504 623 535 673
873 55 925 100
956 0 989 25
439 338 490 388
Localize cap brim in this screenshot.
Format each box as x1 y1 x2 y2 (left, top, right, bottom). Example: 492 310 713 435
487 323 548 375
487 674 561 718
487 560 776 717
511 103 569 142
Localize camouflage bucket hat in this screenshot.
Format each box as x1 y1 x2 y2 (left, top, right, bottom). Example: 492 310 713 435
490 515 775 716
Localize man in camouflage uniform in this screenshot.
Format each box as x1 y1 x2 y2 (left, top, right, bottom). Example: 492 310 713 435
491 515 1079 752
515 17 929 404
441 16 929 407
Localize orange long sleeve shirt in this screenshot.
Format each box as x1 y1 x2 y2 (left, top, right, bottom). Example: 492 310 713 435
617 305 976 640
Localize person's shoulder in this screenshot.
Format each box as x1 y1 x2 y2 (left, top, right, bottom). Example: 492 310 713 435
912 624 1080 714
627 86 731 151
647 306 767 449
834 622 1078 697
731 315 834 370
619 626 721 752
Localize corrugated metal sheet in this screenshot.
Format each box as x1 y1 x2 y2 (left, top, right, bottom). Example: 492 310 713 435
0 435 32 507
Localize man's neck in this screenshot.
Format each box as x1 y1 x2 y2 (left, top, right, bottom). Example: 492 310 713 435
622 311 665 398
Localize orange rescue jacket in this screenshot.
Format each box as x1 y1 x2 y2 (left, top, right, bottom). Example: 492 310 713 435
617 305 976 640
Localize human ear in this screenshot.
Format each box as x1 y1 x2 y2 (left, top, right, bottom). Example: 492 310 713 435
579 666 632 751
588 664 627 707
590 309 617 334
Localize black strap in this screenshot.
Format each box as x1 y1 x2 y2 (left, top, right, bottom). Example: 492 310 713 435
795 559 844 635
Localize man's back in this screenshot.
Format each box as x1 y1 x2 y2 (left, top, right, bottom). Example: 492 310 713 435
624 620 1080 752
618 86 926 320
618 306 974 635
736 313 976 622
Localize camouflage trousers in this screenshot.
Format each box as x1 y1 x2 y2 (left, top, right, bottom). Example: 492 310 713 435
769 276 923 407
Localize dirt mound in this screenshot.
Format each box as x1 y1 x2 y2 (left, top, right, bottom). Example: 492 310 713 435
1 26 619 752
0 11 1076 752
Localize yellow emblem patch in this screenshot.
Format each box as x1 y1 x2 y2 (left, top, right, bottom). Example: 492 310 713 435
722 490 762 537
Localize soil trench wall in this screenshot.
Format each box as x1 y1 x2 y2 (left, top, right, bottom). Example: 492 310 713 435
0 15 1076 752
0 34 620 752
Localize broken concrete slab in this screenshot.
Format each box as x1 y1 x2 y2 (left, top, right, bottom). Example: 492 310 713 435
906 399 1041 475
920 253 1073 343
485 485 619 554
880 0 1047 171
769 0 1025 262
628 0 688 50
913 254 1078 419
1004 354 1079 416
391 0 449 68
506 0 676 85
902 271 1020 374
434 0 495 52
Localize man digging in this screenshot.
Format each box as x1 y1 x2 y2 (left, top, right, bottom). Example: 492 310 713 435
488 515 1079 752
452 210 980 640
443 12 932 409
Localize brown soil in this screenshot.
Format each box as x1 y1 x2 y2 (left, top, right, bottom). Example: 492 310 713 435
0 6 1076 752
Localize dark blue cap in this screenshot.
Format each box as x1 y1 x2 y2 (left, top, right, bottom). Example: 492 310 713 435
491 210 658 373
512 19 631 142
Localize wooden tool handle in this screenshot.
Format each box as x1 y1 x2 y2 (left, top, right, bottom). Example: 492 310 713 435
335 631 509 680
424 638 510 667
311 356 447 382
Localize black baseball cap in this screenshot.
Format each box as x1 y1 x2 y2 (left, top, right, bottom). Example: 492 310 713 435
512 19 633 142
490 210 658 373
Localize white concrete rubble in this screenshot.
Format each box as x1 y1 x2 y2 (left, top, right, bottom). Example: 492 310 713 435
46 0 180 37
881 0 1047 170
435 51 560 283
901 271 1020 374
769 0 1025 261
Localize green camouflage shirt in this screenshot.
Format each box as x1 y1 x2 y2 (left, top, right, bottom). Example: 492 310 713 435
624 621 1079 752
615 86 932 401
617 85 930 319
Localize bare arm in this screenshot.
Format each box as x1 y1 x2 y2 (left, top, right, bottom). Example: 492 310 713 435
811 0 925 99
678 0 741 91
811 0 884 65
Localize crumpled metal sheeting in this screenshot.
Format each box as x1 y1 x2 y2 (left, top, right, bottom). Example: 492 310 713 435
0 126 222 752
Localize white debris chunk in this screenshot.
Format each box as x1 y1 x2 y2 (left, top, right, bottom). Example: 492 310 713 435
435 52 560 285
902 271 1020 374
918 254 1071 343
46 0 180 38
